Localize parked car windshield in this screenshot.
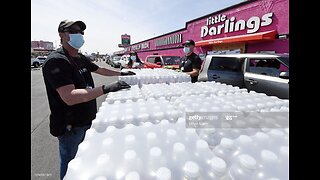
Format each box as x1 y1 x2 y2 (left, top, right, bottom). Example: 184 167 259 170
209 57 244 72
163 56 180 65
277 55 289 67
37 56 47 63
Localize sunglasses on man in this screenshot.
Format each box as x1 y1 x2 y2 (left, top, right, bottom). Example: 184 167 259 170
64 28 84 35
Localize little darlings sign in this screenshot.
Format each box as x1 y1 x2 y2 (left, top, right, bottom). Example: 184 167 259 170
201 12 273 37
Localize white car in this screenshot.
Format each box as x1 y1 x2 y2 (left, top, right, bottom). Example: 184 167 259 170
31 56 47 68
119 55 130 68
198 53 289 99
110 56 121 68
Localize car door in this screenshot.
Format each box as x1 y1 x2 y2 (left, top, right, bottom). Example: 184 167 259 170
144 56 162 69
144 57 158 68
206 57 245 88
244 58 289 99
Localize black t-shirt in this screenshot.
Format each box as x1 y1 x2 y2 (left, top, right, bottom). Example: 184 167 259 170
42 48 99 137
179 52 202 83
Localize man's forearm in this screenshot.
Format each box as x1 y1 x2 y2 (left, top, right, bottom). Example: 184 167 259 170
186 69 199 77
94 67 121 76
64 87 104 106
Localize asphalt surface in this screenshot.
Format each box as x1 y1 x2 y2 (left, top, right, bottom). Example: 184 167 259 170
31 61 120 180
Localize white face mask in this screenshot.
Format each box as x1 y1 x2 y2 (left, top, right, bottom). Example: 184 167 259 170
183 47 190 54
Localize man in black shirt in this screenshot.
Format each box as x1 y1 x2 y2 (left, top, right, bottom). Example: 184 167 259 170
42 19 134 180
179 39 202 83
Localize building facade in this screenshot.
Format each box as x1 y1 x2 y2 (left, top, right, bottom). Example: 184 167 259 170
31 40 54 53
114 0 289 61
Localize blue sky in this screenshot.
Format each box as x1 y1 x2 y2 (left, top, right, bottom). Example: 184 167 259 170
31 0 243 55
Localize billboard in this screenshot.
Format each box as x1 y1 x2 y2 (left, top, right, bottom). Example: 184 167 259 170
121 34 130 46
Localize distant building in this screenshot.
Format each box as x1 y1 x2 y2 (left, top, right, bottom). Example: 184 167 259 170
31 40 54 53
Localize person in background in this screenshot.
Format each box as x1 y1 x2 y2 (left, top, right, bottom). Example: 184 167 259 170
179 39 202 83
42 19 135 180
127 51 143 69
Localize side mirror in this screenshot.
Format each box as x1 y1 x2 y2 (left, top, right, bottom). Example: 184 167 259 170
156 62 162 66
279 71 289 79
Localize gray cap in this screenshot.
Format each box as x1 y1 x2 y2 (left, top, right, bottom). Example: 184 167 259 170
58 20 86 32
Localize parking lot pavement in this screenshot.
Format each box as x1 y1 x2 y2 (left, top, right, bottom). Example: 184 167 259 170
31 64 119 180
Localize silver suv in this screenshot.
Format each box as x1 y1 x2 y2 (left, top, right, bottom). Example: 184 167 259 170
198 53 289 99
31 56 47 68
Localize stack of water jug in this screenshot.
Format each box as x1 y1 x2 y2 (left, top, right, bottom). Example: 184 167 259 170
118 68 191 86
64 69 289 180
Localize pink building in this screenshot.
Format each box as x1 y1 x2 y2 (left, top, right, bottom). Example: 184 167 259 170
31 40 54 52
114 0 289 61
